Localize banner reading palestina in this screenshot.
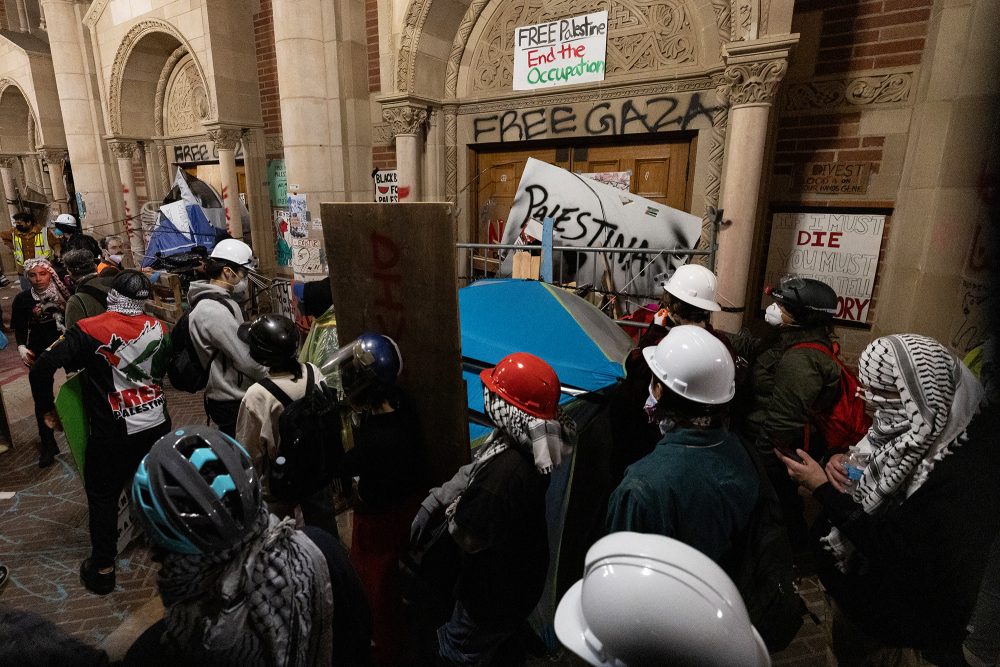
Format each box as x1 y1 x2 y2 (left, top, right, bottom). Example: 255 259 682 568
499 158 702 297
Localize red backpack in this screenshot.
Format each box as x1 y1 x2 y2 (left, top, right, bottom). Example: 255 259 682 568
790 342 872 455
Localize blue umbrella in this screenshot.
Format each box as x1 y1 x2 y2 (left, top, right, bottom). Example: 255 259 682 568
460 278 632 441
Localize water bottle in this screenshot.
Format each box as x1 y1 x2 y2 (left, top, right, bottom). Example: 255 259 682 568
271 456 290 497
844 447 871 487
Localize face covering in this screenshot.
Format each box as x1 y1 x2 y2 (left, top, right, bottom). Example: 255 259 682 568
643 381 675 436
229 270 248 297
108 254 123 264
764 303 785 327
52 228 63 237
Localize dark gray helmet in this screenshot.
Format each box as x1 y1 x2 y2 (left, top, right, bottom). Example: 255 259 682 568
770 276 838 323
111 269 152 300
238 314 299 365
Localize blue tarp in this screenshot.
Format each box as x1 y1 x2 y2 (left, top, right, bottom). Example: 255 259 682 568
141 203 218 268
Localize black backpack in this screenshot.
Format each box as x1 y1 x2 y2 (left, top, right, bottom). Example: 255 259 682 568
728 436 806 652
166 293 237 393
259 364 345 501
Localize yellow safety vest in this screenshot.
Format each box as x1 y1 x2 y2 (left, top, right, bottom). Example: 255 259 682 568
12 230 52 267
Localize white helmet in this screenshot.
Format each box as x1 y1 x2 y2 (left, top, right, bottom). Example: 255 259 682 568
642 325 735 404
211 238 254 268
662 264 721 312
555 532 770 667
55 213 78 229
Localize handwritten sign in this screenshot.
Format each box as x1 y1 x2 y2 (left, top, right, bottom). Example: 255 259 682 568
500 158 701 296
514 11 608 91
796 162 870 195
374 169 399 203
763 211 886 323
268 160 287 207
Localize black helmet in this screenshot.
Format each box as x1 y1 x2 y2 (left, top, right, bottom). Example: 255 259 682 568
238 314 299 365
770 276 838 324
112 269 152 300
132 426 261 555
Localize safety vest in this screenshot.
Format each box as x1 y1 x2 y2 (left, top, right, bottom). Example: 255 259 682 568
12 230 52 267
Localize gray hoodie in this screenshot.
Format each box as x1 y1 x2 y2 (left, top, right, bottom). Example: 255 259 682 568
187 281 267 401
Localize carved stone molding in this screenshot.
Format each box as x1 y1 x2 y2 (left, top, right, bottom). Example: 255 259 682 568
108 140 138 161
0 156 18 170
724 58 787 106
163 54 210 137
108 19 215 135
711 0 731 45
206 128 244 151
372 123 394 146
382 104 429 137
39 149 66 166
264 135 284 155
782 70 915 113
397 0 432 93
702 73 730 245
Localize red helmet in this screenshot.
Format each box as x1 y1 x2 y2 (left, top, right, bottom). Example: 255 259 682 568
480 352 561 419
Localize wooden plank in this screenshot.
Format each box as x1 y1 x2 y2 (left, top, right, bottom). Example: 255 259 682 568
321 202 468 485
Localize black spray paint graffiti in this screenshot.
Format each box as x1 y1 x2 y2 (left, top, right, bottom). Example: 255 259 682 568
473 93 717 143
517 183 681 281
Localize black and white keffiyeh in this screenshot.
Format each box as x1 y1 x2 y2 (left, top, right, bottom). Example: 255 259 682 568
477 386 577 475
157 507 334 666
23 257 69 306
106 288 146 316
823 334 983 569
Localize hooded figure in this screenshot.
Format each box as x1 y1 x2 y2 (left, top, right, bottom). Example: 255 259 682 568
410 352 576 665
778 334 999 662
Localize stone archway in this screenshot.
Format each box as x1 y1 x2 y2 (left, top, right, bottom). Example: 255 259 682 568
107 19 215 138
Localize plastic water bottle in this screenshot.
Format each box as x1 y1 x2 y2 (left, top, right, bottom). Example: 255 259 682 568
844 448 871 487
271 456 289 496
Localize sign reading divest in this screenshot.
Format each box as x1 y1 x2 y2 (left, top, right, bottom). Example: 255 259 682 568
514 11 608 91
763 211 886 323
796 162 870 195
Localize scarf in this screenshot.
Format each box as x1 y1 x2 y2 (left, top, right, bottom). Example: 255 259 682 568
479 386 577 474
106 288 146 316
157 508 334 667
23 257 69 306
822 334 983 570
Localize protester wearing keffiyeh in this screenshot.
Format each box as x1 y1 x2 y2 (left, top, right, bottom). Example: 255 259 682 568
23 257 69 305
822 334 983 569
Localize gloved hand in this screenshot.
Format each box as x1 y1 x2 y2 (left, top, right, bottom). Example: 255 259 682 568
18 345 35 367
410 506 435 548
653 308 670 327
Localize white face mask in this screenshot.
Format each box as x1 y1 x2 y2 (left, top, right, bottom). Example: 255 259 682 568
108 254 123 264
764 303 785 327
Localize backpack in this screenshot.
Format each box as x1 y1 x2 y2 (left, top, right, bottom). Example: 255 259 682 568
166 293 236 393
259 364 345 501
728 437 806 652
790 342 872 455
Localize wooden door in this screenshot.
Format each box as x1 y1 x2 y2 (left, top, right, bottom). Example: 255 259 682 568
474 147 558 245
572 142 691 211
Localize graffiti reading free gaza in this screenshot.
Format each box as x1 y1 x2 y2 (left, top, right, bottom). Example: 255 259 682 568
472 93 716 143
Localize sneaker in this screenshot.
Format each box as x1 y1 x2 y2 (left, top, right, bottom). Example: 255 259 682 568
80 559 115 595
0 565 8 591
0 275 10 287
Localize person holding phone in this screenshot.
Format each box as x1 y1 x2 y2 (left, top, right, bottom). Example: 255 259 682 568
731 276 842 546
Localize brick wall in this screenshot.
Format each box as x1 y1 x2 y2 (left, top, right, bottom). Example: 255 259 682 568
253 0 282 151
131 155 147 206
366 0 380 92
774 0 931 182
372 144 396 171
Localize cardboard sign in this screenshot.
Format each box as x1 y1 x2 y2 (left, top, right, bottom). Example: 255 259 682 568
763 211 886 323
513 11 608 91
374 169 399 203
321 203 468 484
268 160 287 207
499 158 701 296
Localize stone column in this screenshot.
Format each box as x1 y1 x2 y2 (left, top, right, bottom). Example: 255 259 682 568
14 0 28 32
142 141 164 203
713 37 795 332
0 158 15 274
383 103 428 202
40 149 68 213
240 128 276 275
0 156 19 216
109 140 142 267
207 127 244 240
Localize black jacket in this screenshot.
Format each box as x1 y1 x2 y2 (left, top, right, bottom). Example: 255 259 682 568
813 409 1000 653
60 232 101 260
10 289 61 353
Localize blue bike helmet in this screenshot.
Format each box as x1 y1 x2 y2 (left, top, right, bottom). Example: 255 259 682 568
132 425 261 555
321 332 402 401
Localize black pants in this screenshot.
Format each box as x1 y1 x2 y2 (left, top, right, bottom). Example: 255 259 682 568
34 402 57 455
85 424 169 567
205 398 242 437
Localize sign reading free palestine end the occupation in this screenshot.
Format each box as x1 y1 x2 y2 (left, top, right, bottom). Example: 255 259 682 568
513 11 608 91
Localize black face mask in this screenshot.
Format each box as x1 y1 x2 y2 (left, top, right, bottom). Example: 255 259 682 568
14 224 30 233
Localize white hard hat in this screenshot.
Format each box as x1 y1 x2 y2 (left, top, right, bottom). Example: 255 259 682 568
211 238 254 268
555 532 771 667
662 264 721 312
55 213 78 228
642 325 735 404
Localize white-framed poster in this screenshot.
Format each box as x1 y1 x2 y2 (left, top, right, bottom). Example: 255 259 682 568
513 11 608 91
763 210 887 324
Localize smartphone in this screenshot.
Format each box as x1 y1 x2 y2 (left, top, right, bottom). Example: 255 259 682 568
775 446 803 463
